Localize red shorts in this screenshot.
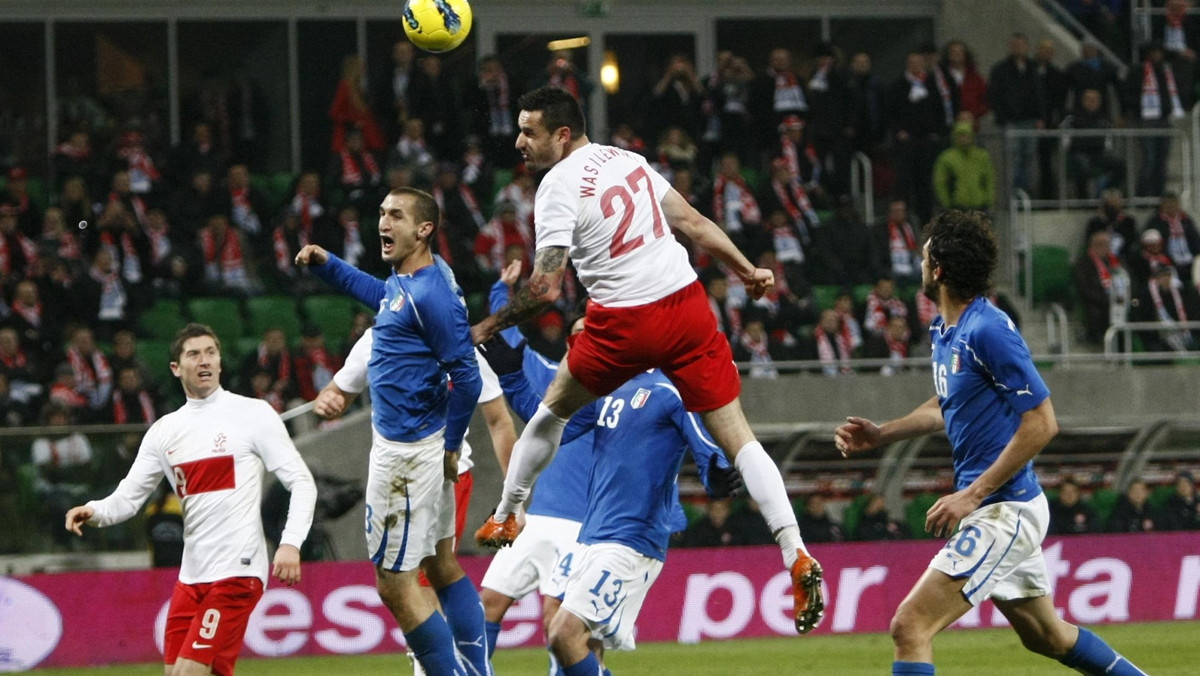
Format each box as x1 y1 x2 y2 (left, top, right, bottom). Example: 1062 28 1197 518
418 469 474 587
164 577 263 676
567 280 740 412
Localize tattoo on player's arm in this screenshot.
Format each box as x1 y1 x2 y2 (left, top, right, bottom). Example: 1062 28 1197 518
491 246 567 330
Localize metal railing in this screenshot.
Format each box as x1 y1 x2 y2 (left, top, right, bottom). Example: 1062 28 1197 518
1047 302 1072 357
849 151 875 225
1103 319 1200 363
1043 0 1129 77
1131 2 1200 64
1010 188 1034 308
1000 125 1193 210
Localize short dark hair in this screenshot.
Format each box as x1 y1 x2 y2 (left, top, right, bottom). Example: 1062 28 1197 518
518 86 586 140
171 323 222 362
923 209 997 301
390 187 441 238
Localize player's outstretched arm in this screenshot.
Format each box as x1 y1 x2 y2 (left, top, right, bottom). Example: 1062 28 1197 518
660 188 774 299
480 395 517 476
471 246 567 345
64 505 95 536
834 396 944 457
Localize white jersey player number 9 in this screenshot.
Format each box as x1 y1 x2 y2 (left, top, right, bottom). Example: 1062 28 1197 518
604 167 666 259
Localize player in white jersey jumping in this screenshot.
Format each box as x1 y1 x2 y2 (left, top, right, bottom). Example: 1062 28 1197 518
65 323 317 676
470 86 822 634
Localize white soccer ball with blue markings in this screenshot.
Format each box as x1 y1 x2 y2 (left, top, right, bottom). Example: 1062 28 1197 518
403 0 473 53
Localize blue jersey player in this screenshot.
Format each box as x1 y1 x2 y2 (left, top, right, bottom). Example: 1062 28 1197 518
295 187 487 676
478 316 736 676
835 210 1147 676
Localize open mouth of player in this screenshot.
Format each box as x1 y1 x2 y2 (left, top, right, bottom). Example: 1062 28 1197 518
197 370 213 381
380 235 394 254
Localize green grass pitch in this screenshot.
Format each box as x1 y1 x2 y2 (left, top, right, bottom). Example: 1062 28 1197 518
30 621 1199 675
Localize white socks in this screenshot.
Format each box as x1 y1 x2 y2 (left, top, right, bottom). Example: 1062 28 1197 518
495 404 568 520
733 441 810 568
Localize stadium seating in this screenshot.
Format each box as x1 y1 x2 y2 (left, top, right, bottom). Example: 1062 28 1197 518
137 299 188 341
840 493 873 539
303 295 367 350
135 338 174 390
904 492 941 539
186 298 245 348
1023 245 1073 304
245 296 303 343
1089 487 1121 530
813 285 841 312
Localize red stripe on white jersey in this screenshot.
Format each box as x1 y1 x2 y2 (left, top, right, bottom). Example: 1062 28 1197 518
174 455 236 497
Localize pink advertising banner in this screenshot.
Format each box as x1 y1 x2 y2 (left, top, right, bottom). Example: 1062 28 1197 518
3 533 1199 670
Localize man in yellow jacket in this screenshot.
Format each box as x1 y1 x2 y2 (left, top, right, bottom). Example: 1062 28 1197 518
933 121 995 212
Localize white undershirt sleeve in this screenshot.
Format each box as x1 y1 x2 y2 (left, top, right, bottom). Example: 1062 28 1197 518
333 328 372 394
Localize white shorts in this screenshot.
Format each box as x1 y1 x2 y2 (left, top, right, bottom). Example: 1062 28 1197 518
364 427 455 573
929 492 1051 606
559 542 663 651
481 515 582 600
544 539 582 601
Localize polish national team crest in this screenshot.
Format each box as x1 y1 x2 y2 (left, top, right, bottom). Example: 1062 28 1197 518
390 292 407 312
211 433 228 454
950 353 961 374
631 388 652 409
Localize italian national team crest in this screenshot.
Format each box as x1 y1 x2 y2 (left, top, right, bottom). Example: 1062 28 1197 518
390 292 407 312
950 352 961 374
631 388 652 409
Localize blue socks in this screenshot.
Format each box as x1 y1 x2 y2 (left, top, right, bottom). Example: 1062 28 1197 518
436 577 492 676
892 662 935 675
484 620 501 659
408 613 465 676
561 651 603 676
1060 627 1148 675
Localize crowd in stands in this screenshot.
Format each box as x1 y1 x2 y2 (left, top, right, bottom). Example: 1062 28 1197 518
674 470 1200 548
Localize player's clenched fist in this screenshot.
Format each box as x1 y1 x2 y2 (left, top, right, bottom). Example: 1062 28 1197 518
64 505 95 536
294 244 329 267
272 544 302 586
313 388 348 420
741 267 775 300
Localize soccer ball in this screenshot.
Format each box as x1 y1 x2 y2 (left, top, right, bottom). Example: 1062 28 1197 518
403 0 473 53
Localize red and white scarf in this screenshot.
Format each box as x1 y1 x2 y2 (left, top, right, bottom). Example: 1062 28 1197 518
89 265 127 321
117 146 161 194
1150 277 1188 323
708 295 742 340
771 69 807 113
932 65 954 126
482 71 513 136
1160 212 1195 266
739 330 778 379
887 219 920 277
835 308 864 349
339 149 381 187
815 325 853 375
917 292 939 328
771 177 817 236
274 222 311 273
201 226 247 286
290 192 324 229
1090 250 1122 290
230 187 263 236
108 192 149 227
258 343 291 385
11 299 41 328
67 347 112 400
713 173 760 233
0 234 37 277
779 136 822 187
342 218 364 267
113 390 156 424
864 292 909 335
99 229 143 284
0 347 27 372
1142 61 1185 120
478 217 535 273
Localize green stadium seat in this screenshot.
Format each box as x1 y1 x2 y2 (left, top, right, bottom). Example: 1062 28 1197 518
813 285 841 311
135 339 174 391
905 492 941 539
1089 488 1120 530
245 296 302 343
235 336 262 363
270 172 296 207
740 167 760 191
1020 245 1072 304
1148 484 1175 512
186 297 245 346
841 493 873 540
303 295 369 349
137 299 188 341
852 284 874 306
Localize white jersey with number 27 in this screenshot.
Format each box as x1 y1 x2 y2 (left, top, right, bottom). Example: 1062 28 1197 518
535 143 697 307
